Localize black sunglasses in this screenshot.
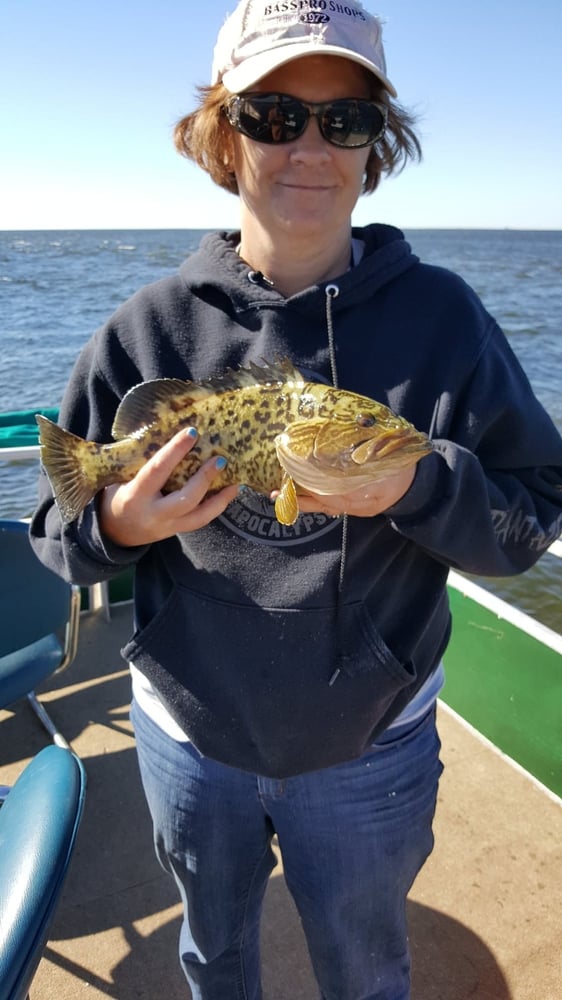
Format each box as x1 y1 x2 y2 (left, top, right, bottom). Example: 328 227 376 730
223 92 387 149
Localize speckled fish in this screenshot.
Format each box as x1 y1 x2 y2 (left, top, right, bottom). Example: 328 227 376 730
36 358 432 526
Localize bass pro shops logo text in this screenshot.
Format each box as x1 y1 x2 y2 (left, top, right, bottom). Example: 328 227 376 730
264 2 367 23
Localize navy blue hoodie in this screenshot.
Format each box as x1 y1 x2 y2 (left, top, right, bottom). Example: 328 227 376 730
30 225 562 777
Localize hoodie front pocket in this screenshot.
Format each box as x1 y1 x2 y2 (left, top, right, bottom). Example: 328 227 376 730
338 602 416 684
122 587 417 778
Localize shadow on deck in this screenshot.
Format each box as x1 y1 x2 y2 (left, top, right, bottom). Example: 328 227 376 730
0 603 560 999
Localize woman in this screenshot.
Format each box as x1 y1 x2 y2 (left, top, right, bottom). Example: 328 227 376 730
30 1 562 997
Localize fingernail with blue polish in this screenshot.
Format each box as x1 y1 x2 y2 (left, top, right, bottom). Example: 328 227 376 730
215 456 227 471
187 427 198 439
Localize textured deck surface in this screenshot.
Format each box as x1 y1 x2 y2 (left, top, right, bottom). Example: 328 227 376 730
1 602 560 999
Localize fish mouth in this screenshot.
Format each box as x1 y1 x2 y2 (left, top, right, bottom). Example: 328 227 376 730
351 430 430 465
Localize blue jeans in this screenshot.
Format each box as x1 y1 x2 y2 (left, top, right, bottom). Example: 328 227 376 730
131 701 443 1000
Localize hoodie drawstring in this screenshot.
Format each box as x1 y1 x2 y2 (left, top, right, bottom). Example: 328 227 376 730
325 283 340 389
325 283 348 686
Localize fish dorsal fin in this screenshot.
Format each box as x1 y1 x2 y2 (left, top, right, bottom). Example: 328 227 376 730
112 378 213 439
211 356 305 392
111 358 305 439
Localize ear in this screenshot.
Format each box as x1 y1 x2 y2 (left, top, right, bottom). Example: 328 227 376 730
223 128 236 173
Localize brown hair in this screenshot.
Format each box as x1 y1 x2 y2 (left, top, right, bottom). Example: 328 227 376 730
173 80 421 196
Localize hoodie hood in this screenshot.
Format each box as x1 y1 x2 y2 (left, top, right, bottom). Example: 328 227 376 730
179 223 419 317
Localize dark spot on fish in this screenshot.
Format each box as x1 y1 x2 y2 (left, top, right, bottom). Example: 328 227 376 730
210 433 221 445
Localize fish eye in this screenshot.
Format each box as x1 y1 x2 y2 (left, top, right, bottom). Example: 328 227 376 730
356 413 377 428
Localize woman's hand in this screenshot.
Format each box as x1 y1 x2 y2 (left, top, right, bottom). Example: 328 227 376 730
99 428 238 547
291 466 417 519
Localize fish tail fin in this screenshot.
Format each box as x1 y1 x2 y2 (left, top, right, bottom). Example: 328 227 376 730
36 414 101 523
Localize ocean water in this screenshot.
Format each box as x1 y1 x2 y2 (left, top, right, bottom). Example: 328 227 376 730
1 228 561 631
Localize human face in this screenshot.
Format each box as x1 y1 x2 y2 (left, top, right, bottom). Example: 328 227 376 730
229 56 374 244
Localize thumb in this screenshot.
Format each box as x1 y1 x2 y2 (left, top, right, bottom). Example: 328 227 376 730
135 427 199 493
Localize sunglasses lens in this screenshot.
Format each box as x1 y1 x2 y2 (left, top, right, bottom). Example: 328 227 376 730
227 95 386 149
320 100 385 147
234 95 308 143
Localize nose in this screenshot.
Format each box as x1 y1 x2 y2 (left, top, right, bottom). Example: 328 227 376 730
288 116 332 162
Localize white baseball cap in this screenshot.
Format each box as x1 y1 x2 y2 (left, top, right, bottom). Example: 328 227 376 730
211 1 397 98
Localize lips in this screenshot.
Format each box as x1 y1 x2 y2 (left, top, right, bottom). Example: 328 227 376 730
351 430 421 465
282 183 333 192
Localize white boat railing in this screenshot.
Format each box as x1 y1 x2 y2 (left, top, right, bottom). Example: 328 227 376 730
548 538 562 559
1 445 110 621
0 445 41 461
447 568 562 654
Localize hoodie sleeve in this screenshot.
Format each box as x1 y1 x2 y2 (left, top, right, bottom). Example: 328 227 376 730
386 320 562 576
29 328 151 587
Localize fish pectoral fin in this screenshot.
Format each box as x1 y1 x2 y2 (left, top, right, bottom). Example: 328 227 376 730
274 472 299 526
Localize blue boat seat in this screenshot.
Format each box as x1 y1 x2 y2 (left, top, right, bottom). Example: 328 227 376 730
0 745 86 1000
0 519 81 751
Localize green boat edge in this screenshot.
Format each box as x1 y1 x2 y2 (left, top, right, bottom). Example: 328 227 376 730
444 569 561 798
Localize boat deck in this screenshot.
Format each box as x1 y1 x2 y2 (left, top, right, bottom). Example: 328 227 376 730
1 602 560 1000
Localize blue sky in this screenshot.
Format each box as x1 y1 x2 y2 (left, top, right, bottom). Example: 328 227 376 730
2 0 561 231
